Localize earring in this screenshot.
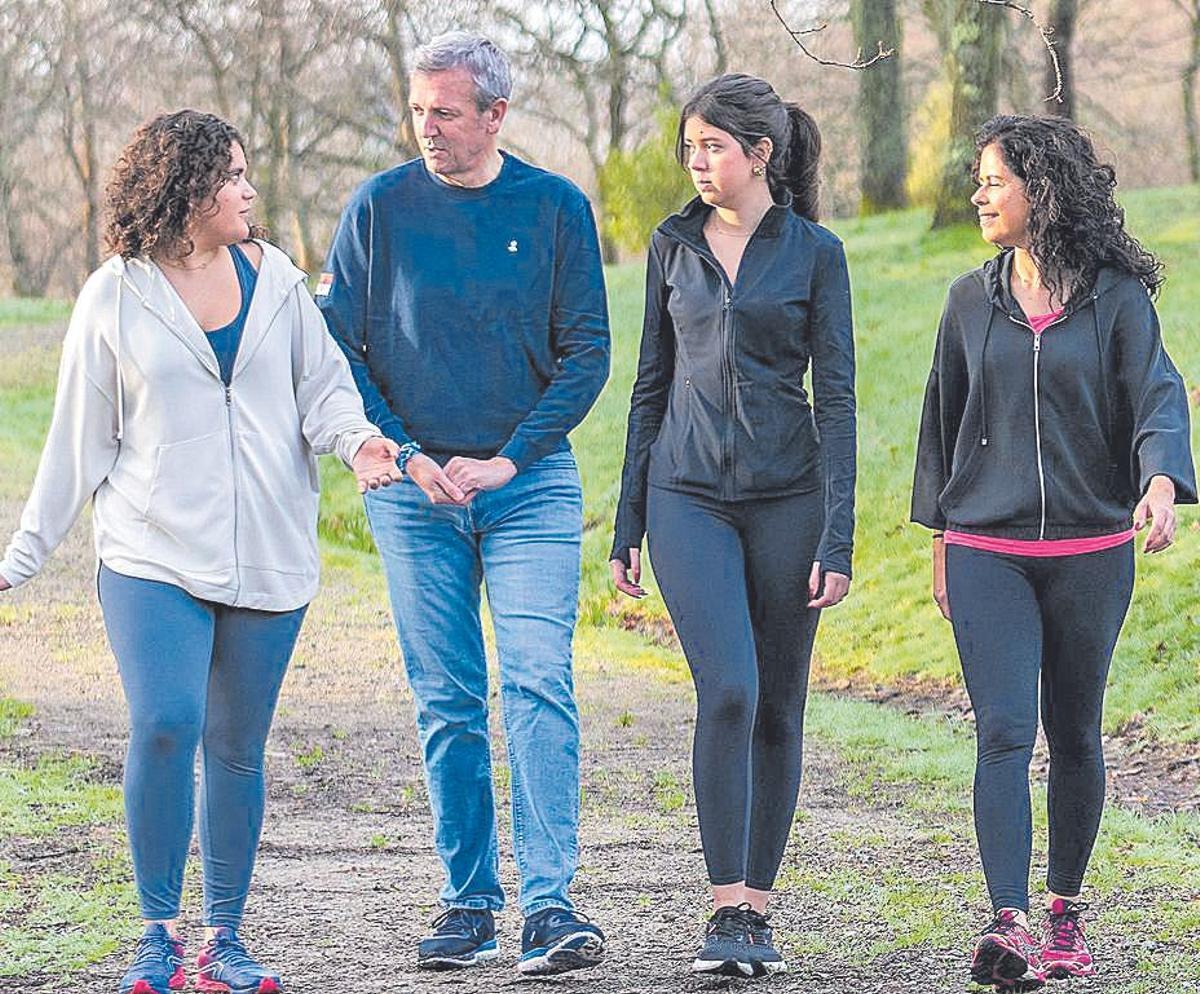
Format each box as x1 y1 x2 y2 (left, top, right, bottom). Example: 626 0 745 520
752 165 765 177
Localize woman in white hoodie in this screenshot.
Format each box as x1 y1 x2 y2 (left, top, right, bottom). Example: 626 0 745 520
0 111 399 994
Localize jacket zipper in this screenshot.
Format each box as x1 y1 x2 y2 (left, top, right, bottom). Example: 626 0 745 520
225 384 242 601
720 286 734 499
665 226 752 501
1010 309 1070 541
1031 332 1047 540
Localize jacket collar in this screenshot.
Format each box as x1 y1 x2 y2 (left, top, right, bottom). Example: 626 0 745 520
659 193 795 253
114 241 306 379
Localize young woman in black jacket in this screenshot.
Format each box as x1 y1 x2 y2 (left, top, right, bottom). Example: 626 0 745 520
912 115 1196 988
610 73 857 978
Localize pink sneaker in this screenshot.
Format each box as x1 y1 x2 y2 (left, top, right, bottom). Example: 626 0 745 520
1040 899 1096 979
970 909 1045 989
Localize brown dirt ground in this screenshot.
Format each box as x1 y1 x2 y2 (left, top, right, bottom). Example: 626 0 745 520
0 476 1195 992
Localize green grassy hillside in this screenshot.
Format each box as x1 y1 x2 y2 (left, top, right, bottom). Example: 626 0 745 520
8 186 1200 741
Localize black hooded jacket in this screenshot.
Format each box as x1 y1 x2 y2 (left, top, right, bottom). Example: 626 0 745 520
912 251 1197 538
612 197 857 577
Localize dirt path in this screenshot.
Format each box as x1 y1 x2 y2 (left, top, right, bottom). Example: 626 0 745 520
0 511 1193 993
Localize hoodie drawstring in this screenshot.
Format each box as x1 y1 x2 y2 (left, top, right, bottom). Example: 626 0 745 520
978 308 996 447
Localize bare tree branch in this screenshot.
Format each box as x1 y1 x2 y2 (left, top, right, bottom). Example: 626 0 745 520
977 0 1064 103
768 1 894 70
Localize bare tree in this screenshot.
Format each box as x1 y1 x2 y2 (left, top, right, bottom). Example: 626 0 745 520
495 0 688 261
1174 0 1200 182
931 0 1002 227
0 2 66 295
1046 0 1078 118
852 0 905 213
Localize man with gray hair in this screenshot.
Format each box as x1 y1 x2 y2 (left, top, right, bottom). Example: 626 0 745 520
318 31 610 977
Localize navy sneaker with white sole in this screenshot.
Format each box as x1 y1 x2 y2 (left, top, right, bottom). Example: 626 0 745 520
693 905 761 978
417 908 499 970
745 907 788 976
517 907 605 976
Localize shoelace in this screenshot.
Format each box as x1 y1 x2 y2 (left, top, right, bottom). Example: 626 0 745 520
430 908 485 935
707 905 751 942
982 911 1020 935
743 908 772 945
534 907 592 930
206 932 261 973
130 929 180 972
1046 903 1088 952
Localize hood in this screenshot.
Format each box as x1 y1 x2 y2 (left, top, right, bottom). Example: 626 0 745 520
980 249 1127 316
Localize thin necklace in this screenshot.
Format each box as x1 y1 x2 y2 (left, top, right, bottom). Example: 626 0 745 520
159 248 222 272
709 217 753 238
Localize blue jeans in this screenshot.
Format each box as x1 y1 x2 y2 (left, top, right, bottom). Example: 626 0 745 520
364 451 583 915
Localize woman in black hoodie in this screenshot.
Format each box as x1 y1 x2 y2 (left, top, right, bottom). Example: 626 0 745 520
610 74 856 978
913 115 1195 988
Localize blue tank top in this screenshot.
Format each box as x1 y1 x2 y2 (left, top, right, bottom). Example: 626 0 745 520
206 243 258 386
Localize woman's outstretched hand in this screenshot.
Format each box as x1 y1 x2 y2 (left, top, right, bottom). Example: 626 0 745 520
352 436 402 494
610 548 647 599
808 562 850 609
1135 475 1177 553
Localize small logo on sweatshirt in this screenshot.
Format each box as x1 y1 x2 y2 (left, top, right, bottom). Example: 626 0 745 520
507 240 519 253
315 272 334 297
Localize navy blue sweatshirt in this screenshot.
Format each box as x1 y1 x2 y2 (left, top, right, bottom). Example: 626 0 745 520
317 152 610 471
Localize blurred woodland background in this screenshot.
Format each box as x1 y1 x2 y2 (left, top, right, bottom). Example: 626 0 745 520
1 0 1198 293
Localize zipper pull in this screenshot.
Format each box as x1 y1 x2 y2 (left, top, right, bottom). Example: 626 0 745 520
723 289 731 311
225 386 232 406
1032 333 1042 353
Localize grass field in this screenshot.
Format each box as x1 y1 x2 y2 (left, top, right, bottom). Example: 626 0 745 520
318 186 1200 742
0 192 1197 987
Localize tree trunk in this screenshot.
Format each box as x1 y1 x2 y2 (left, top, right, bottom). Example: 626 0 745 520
1046 0 1077 118
1185 6 1200 183
931 1 1001 228
852 0 906 214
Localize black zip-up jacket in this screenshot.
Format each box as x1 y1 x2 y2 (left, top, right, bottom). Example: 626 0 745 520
612 197 857 577
912 251 1197 538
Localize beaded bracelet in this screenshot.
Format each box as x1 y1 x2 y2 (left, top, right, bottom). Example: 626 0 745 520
396 441 423 474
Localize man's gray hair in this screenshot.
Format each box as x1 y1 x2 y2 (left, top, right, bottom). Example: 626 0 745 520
413 32 513 111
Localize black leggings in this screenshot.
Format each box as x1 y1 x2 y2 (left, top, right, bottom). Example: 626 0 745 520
647 485 823 890
946 542 1134 912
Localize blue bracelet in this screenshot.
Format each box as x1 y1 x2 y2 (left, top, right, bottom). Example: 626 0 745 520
396 441 422 474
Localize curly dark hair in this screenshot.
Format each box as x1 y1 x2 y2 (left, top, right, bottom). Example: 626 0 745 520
974 115 1163 300
104 110 266 260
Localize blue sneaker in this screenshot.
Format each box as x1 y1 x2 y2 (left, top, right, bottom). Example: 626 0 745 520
417 908 499 970
693 905 757 977
196 927 281 993
517 907 605 976
118 923 185 994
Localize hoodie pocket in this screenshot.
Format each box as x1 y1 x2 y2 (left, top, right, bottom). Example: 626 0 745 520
143 431 236 576
235 430 318 575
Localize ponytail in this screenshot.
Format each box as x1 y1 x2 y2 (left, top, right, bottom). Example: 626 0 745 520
677 74 823 222
783 104 821 221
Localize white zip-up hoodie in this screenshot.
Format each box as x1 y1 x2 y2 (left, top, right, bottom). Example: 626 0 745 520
0 241 379 610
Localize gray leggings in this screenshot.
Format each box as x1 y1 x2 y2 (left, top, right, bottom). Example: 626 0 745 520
647 485 824 890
